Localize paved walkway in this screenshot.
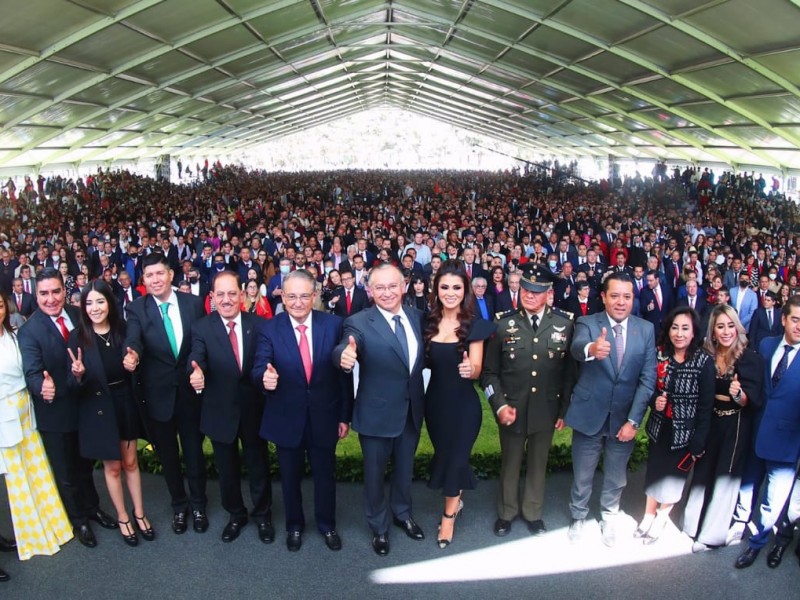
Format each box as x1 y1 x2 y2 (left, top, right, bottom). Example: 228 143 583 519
0 469 794 599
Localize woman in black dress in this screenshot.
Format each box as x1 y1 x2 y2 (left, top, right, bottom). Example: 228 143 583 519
682 304 763 552
404 275 430 315
68 280 154 547
424 260 496 548
635 307 714 544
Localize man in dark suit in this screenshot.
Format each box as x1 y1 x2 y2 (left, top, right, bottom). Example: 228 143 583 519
461 248 486 281
566 272 657 547
640 269 672 334
472 277 495 321
254 270 351 552
123 254 208 535
663 249 684 304
495 272 521 315
10 278 35 318
0 250 18 295
676 278 707 314
334 263 426 557
18 268 116 547
483 266 577 537
329 270 369 317
735 295 800 569
576 250 605 293
113 271 141 318
748 291 782 349
188 271 273 545
235 247 261 285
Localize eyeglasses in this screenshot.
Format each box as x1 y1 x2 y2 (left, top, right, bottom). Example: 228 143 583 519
283 294 313 303
372 284 401 293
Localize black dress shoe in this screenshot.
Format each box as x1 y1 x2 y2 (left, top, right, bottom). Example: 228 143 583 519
257 521 275 544
372 533 390 556
0 534 16 553
735 547 760 569
393 516 424 540
323 530 342 551
88 509 118 530
494 518 512 537
767 544 787 568
192 510 209 533
74 524 97 548
172 511 187 535
0 567 9 582
221 518 248 543
286 531 302 552
527 519 547 536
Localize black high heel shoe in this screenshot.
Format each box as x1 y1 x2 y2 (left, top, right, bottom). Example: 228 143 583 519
133 513 155 541
119 520 138 547
437 499 464 549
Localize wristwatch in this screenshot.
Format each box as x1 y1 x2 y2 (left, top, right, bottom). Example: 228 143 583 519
627 419 639 429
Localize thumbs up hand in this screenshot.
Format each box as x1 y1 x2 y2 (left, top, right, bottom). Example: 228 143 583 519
123 347 139 372
340 335 358 370
729 373 743 401
458 350 474 379
590 326 612 360
263 363 279 391
189 360 205 392
41 370 56 402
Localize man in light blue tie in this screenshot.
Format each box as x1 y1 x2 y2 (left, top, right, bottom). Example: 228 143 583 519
471 277 494 321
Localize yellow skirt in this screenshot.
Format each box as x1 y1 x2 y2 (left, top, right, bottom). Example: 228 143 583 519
0 389 73 560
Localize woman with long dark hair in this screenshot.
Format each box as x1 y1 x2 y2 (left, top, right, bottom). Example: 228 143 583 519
0 290 72 564
403 274 430 315
634 307 714 544
424 260 496 549
68 280 154 547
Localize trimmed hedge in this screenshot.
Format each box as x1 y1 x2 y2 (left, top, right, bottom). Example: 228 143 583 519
136 388 650 481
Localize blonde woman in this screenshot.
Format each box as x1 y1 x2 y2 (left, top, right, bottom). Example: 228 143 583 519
682 305 764 552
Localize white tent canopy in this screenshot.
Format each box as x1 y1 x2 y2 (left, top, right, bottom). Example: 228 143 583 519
1 0 799 172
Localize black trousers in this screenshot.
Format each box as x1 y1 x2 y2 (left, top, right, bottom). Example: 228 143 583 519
148 396 207 512
275 416 337 534
211 420 271 522
39 430 100 526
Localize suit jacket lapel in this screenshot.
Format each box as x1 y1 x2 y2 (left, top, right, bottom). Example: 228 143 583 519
211 314 241 373
368 308 408 367
595 313 617 379
310 311 326 383
176 293 193 357
241 314 255 374
403 306 423 371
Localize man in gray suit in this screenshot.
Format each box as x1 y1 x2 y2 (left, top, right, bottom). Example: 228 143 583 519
566 272 657 546
334 263 426 557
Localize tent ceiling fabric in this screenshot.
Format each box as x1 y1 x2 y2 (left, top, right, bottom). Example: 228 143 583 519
0 0 799 170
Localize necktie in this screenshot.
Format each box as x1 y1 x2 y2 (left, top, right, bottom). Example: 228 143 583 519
511 293 517 310
561 253 567 264
297 324 312 382
478 298 488 320
531 314 539 332
655 287 662 311
768 310 773 329
392 315 410 368
16 295 22 311
613 324 624 371
580 302 587 316
228 321 241 372
23 280 30 294
689 296 695 309
159 302 179 358
772 344 792 387
467 264 472 278
346 289 352 314
673 263 679 286
56 316 69 343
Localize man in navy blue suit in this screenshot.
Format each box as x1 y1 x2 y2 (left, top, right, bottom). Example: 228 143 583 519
640 269 671 334
188 271 272 545
253 270 351 552
334 263 426 557
747 291 782 349
735 295 800 569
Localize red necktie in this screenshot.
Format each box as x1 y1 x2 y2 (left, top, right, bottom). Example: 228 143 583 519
16 295 22 311
297 324 312 383
346 289 352 314
228 321 240 373
511 293 517 310
580 302 587 316
467 264 472 278
23 280 30 294
673 263 679 286
56 316 69 342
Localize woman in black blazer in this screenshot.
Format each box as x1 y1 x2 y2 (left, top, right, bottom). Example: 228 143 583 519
69 280 154 547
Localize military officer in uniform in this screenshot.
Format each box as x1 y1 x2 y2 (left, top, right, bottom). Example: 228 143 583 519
482 264 577 537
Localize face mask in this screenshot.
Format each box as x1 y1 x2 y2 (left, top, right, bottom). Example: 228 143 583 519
189 277 198 283
548 260 557 269
740 281 749 288
769 274 777 280
214 263 225 271
52 255 59 261
324 266 332 274
280 265 290 274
